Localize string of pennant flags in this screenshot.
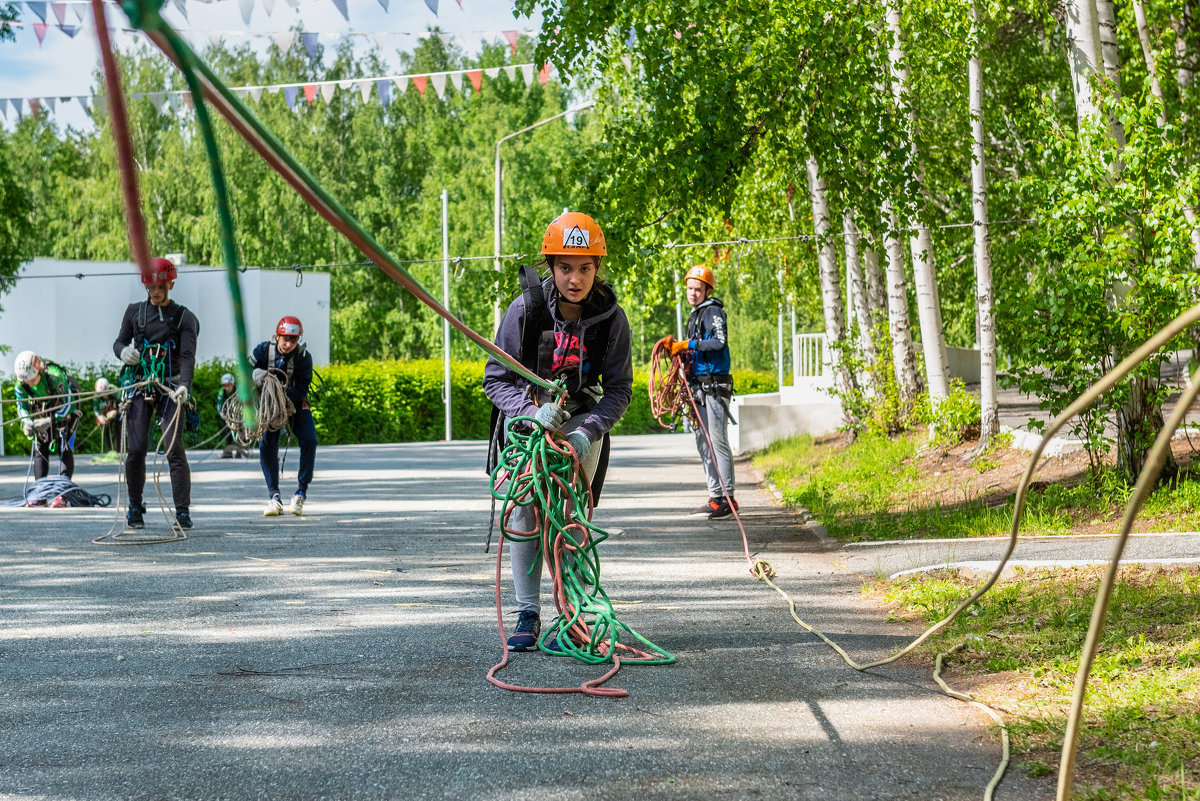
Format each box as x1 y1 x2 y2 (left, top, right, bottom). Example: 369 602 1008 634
14 0 466 25
0 62 553 121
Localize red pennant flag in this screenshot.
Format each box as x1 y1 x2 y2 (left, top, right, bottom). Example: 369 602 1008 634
28 98 42 118
538 63 550 87
466 69 482 92
502 30 519 54
453 0 462 7
184 92 194 110
33 23 48 46
303 84 318 104
412 75 427 96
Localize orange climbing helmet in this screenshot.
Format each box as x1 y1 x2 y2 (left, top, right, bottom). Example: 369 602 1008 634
276 315 303 337
142 256 177 286
541 211 607 257
683 264 715 290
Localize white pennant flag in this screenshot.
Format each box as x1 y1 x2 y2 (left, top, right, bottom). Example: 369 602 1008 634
430 73 447 99
449 71 462 93
394 76 409 95
520 64 534 85
370 32 387 50
208 31 223 46
235 88 250 99
237 0 253 24
621 54 632 74
171 0 187 20
503 65 518 81
168 93 182 111
261 0 275 13
437 32 454 46
71 3 86 22
250 86 264 102
357 79 372 102
484 66 500 79
320 83 336 103
273 31 294 53
337 80 353 90
148 92 167 111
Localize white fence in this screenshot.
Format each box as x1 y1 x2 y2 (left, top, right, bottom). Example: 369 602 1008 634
792 332 831 381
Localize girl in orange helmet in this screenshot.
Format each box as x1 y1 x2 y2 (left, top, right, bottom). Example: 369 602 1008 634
483 211 634 652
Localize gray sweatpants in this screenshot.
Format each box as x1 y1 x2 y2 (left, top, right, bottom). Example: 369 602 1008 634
693 387 735 501
508 414 604 615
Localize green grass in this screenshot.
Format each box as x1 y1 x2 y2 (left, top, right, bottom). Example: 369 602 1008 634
876 566 1200 799
754 430 1200 541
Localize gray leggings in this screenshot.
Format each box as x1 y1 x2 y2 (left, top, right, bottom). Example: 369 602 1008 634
508 414 604 615
693 388 735 500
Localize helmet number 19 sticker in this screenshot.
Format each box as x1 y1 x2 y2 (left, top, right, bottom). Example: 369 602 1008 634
562 226 590 249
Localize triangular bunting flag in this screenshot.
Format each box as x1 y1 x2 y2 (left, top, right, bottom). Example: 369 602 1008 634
300 31 319 60
71 3 85 22
503 65 518 80
449 71 462 93
621 54 632 74
76 95 89 112
502 30 519 54
33 23 48 46
454 0 462 8
184 93 194 110
167 93 181 111
366 32 385 49
423 0 437 14
376 79 392 106
484 66 499 79
625 26 636 47
59 23 79 37
0 99 8 120
250 86 263 102
50 2 65 25
172 0 188 21
466 70 482 92
520 64 534 85
261 0 274 14
208 31 223 46
28 99 41 118
148 92 167 111
283 86 299 109
330 0 348 21
430 73 446 99
538 63 550 86
412 75 427 96
337 80 353 90
237 0 253 25
356 79 372 102
44 97 55 113
320 83 336 103
437 32 454 46
393 76 408 95
303 84 317 104
26 2 47 23
283 0 298 8
273 31 294 53
375 0 388 10
234 88 250 98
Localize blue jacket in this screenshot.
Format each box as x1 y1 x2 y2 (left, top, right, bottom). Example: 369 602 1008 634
685 297 731 379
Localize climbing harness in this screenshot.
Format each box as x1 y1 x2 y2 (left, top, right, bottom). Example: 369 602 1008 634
8 475 112 508
487 408 674 697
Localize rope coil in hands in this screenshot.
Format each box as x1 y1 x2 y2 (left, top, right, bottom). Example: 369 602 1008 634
486 414 674 697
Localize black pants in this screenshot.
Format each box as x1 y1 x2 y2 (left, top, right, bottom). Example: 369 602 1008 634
33 414 80 480
123 394 190 512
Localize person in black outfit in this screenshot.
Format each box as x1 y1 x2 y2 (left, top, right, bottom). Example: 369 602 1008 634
252 315 317 517
112 257 199 530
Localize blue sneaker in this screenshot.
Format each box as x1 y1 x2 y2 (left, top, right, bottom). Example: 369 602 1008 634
126 503 146 529
542 621 588 655
506 611 540 652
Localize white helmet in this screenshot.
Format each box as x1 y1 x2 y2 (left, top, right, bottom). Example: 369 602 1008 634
220 373 234 384
14 350 42 383
95 377 112 392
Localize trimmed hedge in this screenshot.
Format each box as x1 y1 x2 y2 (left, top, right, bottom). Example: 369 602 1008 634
1 359 779 454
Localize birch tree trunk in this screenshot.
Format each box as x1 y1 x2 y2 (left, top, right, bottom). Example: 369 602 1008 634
1096 0 1121 84
1175 3 1196 102
1064 0 1105 123
806 156 857 396
884 0 950 404
843 211 876 371
970 0 999 445
863 248 886 324
882 199 922 401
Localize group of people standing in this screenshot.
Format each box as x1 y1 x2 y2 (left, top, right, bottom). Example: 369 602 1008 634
11 256 318 527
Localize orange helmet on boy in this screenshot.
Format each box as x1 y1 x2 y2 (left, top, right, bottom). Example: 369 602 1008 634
541 211 607 257
683 264 715 290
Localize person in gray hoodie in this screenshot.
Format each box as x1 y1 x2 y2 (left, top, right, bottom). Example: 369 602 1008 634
482 211 633 652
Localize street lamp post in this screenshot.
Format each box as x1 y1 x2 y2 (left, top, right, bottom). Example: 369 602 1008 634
493 100 596 332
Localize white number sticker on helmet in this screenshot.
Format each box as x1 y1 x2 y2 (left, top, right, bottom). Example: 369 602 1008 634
562 226 590 249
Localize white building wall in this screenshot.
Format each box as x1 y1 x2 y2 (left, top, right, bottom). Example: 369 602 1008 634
0 259 330 373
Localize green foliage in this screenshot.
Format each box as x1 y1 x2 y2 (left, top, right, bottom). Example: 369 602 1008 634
0 133 35 299
930 378 982 448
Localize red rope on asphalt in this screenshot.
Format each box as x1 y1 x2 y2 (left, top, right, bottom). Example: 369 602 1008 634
647 338 767 577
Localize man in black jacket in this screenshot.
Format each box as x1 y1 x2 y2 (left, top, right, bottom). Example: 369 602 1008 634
252 315 317 517
113 257 199 530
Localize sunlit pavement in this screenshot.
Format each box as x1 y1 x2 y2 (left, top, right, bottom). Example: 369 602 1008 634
0 435 1051 800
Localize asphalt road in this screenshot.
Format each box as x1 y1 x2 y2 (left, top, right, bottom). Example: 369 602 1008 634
0 434 1051 800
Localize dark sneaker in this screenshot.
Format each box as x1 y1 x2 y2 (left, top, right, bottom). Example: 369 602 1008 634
506 611 540 652
690 498 720 517
175 511 193 530
709 498 739 520
127 504 146 529
542 622 587 655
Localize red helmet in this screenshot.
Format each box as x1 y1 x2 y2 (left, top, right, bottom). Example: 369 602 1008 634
142 257 177 286
276 316 303 337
